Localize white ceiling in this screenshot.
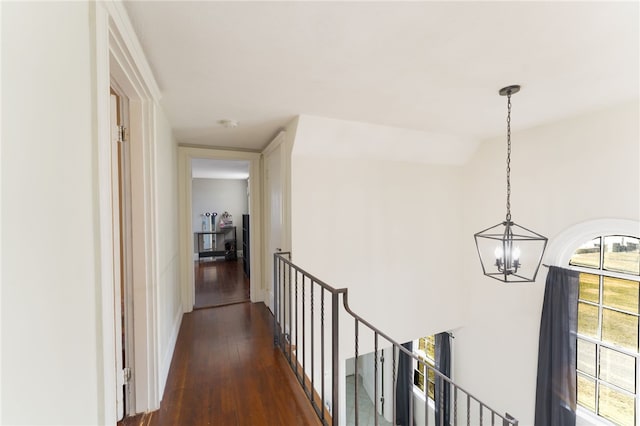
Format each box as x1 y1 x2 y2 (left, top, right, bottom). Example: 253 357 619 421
124 1 639 152
191 158 250 179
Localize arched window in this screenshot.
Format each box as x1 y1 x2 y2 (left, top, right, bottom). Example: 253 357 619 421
570 234 639 426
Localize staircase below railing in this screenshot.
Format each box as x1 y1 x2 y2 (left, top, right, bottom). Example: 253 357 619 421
273 252 518 426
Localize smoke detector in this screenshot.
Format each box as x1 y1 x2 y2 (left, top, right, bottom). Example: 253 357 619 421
217 119 239 128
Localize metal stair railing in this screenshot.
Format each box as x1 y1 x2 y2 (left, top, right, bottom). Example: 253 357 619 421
273 252 518 426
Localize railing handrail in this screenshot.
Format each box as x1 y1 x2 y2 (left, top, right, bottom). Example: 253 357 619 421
276 252 348 295
276 253 460 388
273 252 518 426
342 290 517 424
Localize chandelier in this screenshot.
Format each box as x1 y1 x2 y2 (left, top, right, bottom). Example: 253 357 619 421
474 85 548 283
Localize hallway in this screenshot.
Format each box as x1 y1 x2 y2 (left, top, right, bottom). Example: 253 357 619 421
194 259 250 309
121 302 322 426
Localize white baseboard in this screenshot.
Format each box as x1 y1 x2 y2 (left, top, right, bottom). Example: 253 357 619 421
266 290 274 313
159 307 183 398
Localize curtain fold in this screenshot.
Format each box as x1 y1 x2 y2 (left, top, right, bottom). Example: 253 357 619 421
534 266 580 426
395 341 413 426
435 332 451 426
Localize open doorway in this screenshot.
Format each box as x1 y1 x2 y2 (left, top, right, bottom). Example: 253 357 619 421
191 159 251 308
178 146 262 314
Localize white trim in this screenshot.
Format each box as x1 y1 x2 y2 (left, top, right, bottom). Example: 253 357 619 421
412 385 436 408
544 218 640 267
262 130 292 311
97 1 163 421
262 130 287 156
132 96 160 412
102 1 161 100
95 4 117 424
0 0 4 413
576 405 617 426
159 307 183 394
178 146 263 312
567 264 640 282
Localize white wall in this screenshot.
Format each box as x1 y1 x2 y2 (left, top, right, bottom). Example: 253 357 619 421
1 2 182 423
191 178 248 254
291 116 468 358
290 102 639 425
456 100 640 424
291 116 471 425
154 107 181 395
1 2 100 423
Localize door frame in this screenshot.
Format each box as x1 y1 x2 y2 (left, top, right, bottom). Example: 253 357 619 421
110 83 136 419
95 2 162 423
178 146 263 312
261 131 291 311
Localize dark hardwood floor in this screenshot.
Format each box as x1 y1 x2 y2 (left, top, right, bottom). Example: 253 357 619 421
120 302 322 426
194 258 250 309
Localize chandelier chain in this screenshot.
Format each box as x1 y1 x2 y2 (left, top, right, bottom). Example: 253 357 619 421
506 92 512 222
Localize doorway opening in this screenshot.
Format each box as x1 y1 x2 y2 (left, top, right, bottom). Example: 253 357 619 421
178 147 262 314
191 158 251 309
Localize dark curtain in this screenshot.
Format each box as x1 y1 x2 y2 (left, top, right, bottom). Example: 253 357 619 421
434 332 451 426
395 341 413 426
534 266 579 426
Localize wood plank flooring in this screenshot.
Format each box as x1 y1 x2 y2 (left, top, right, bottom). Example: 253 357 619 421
120 302 322 426
194 259 250 309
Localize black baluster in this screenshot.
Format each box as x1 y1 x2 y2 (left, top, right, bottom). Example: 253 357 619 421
354 319 359 426
321 288 325 422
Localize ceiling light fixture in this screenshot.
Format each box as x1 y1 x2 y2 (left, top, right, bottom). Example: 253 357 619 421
474 85 548 283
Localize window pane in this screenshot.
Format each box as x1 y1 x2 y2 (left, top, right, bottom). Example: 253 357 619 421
602 308 639 351
603 276 639 314
428 381 435 401
414 369 425 392
599 347 636 393
570 237 601 269
427 367 435 400
579 273 600 303
418 335 435 361
577 339 596 376
415 356 432 393
426 335 435 361
604 236 640 275
577 374 596 413
598 383 635 426
414 357 425 392
578 302 600 338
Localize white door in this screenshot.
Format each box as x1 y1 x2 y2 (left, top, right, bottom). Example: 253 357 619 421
110 88 134 419
265 140 285 310
109 93 125 420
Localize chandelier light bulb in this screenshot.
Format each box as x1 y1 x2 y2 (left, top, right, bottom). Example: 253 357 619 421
513 246 521 261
